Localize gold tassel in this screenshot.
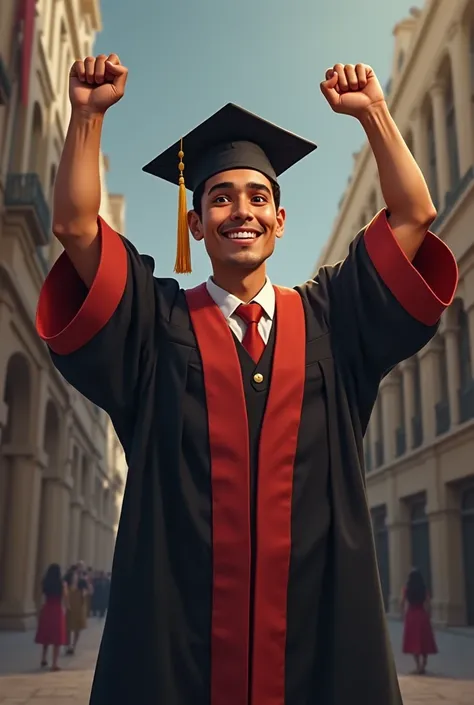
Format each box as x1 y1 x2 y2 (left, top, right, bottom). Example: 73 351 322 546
174 138 191 274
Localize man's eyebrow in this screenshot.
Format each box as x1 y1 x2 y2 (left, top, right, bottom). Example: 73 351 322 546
207 182 234 195
207 181 272 196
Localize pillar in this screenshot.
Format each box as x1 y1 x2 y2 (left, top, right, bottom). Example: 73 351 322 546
400 359 415 449
418 338 442 442
430 81 451 210
0 450 44 629
448 22 474 175
410 106 429 176
37 478 71 575
427 484 466 626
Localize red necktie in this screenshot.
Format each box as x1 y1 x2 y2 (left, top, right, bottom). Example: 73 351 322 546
237 303 265 363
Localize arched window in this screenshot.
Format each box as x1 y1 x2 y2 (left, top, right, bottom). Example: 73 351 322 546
427 107 439 209
376 401 384 467
412 358 423 448
458 306 472 387
470 27 474 154
28 103 44 175
470 27 474 100
439 336 449 401
397 50 405 72
49 163 56 203
445 80 460 188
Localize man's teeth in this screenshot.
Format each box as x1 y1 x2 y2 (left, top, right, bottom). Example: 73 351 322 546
224 231 258 239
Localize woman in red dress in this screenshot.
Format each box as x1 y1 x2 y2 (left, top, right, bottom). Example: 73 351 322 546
35 563 67 671
401 568 437 674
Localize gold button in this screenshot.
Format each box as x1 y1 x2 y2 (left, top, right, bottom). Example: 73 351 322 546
253 373 264 384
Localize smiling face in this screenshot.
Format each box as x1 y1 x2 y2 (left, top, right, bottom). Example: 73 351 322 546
187 169 286 276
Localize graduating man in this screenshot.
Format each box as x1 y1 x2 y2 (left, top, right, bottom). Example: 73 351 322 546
36 54 458 705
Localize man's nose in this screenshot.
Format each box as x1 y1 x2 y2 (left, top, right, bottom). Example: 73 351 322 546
230 198 252 221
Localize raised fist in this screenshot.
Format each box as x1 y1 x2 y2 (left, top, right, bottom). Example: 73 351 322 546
320 63 385 119
69 53 128 115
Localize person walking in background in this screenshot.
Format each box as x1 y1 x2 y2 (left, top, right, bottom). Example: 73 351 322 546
401 568 438 674
35 563 67 671
64 565 88 655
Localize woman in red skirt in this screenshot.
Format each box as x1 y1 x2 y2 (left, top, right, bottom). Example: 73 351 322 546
401 568 437 674
35 563 67 671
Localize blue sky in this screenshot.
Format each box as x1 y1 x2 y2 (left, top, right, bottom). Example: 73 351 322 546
95 0 422 288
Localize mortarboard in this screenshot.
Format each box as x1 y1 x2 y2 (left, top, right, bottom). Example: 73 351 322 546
142 103 317 273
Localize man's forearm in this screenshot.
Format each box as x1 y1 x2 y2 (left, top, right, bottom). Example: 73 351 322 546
359 101 436 258
53 110 104 239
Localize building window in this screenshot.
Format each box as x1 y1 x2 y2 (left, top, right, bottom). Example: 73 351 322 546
461 485 474 625
48 163 56 203
396 373 407 456
470 28 474 155
435 337 450 435
459 307 472 388
412 358 423 448
364 432 372 473
458 306 474 422
375 402 384 467
397 50 405 72
445 82 460 188
427 111 439 209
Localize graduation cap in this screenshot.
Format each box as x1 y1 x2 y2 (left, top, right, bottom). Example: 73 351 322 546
142 103 317 274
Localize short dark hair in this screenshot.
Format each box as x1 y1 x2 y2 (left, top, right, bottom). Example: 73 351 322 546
192 178 281 218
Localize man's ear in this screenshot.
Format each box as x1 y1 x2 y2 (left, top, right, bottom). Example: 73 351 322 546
275 206 286 239
188 210 204 241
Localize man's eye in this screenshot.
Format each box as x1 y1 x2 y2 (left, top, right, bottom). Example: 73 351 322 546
213 195 230 203
252 195 267 203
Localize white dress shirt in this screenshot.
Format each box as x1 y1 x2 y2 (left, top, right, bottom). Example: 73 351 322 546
205 276 275 344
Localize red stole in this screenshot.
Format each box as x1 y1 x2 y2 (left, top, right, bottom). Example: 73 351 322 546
185 283 306 705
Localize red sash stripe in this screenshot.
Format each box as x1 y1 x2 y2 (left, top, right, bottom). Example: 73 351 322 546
186 283 251 705
251 286 306 705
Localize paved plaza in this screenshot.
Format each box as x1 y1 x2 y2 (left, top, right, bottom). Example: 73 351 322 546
0 618 473 703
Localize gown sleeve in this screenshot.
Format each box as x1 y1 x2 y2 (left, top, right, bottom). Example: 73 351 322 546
304 209 458 417
36 216 177 436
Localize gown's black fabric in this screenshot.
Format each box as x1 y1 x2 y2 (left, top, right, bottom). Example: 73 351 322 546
35 208 458 705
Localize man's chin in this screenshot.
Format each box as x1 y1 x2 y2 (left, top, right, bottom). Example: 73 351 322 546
226 254 267 270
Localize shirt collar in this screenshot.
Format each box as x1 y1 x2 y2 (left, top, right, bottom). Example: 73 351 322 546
206 276 275 321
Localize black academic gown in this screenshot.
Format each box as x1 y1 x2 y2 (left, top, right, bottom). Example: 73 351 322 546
36 209 458 705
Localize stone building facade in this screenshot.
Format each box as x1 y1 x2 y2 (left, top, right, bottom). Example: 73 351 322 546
0 0 127 629
315 0 474 627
